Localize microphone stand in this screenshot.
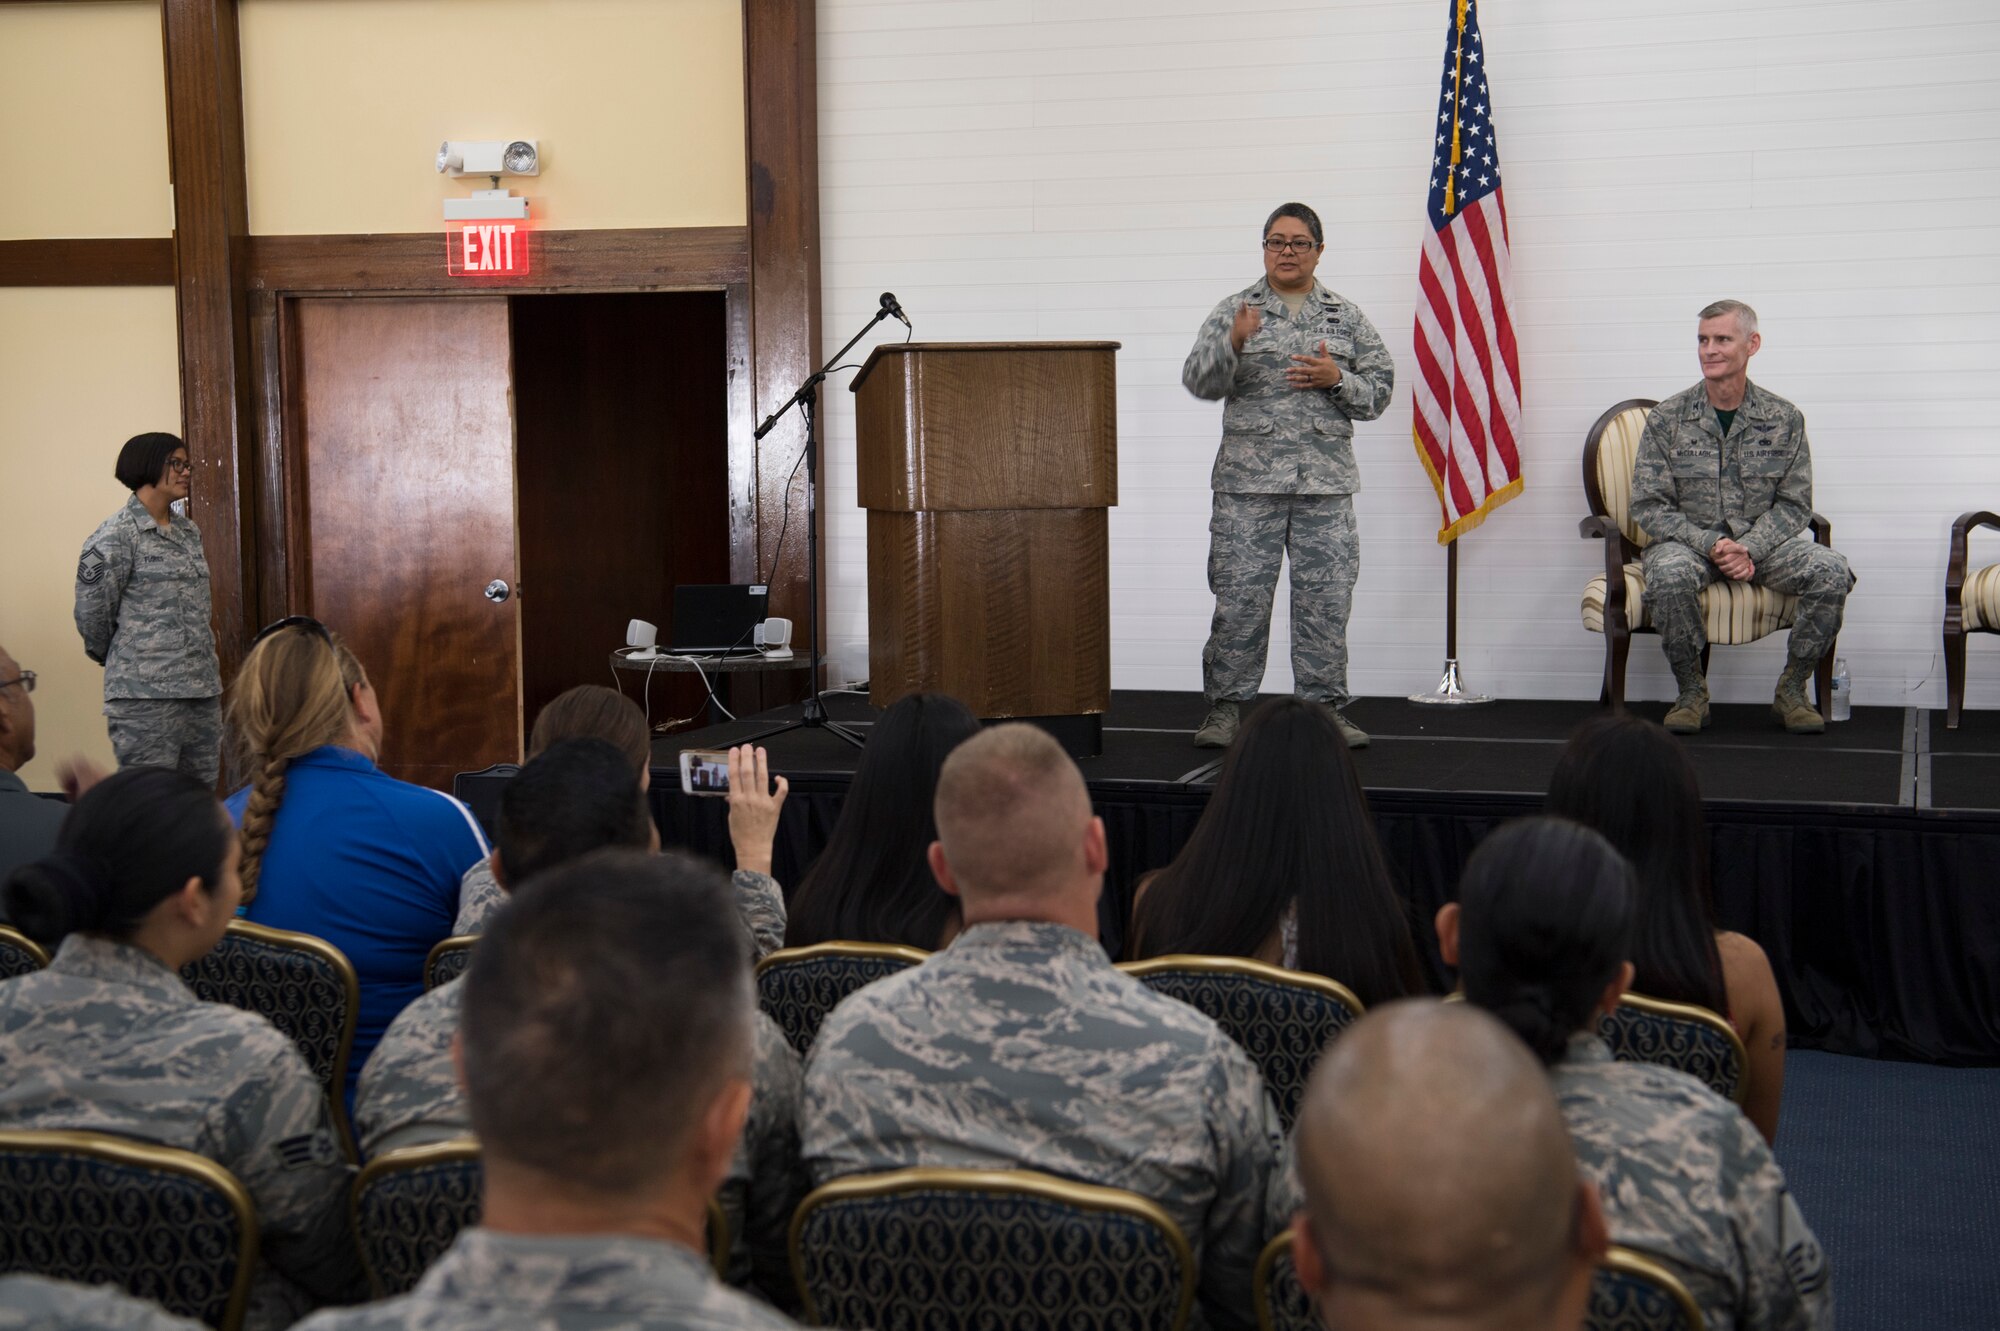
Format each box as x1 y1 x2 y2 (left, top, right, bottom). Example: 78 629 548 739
735 304 897 750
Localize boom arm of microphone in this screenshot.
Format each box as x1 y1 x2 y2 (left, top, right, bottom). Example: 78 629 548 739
753 297 905 440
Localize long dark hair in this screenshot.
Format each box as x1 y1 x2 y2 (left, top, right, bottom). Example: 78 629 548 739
785 692 983 951
1545 713 1727 1014
3 767 232 949
1127 698 1424 1005
1457 817 1636 1066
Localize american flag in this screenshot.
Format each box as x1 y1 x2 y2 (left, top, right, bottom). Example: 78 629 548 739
1413 0 1523 544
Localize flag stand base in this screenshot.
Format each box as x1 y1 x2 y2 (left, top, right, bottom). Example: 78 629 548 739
1408 657 1496 707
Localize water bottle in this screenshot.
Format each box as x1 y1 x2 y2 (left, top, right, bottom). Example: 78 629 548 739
1830 657 1852 722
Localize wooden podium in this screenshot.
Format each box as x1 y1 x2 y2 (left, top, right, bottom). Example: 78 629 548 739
852 341 1119 755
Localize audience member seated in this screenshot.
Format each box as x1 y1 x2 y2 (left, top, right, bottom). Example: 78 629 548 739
0 1275 208 1331
1126 697 1424 1004
1439 816 1832 1331
454 686 792 960
223 618 489 1114
0 644 66 891
801 723 1285 1331
0 767 363 1329
1289 1000 1607 1331
783 691 980 951
296 851 799 1331
354 739 803 1301
1546 713 1786 1142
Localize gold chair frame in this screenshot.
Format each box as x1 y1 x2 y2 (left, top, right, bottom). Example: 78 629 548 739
1118 953 1365 1012
0 924 51 971
1943 509 2000 728
754 941 931 1053
1597 1244 1707 1330
1580 399 1835 717
186 919 361 1160
0 1128 259 1331
1611 991 1750 1107
789 1166 1197 1331
1252 1228 1311 1331
423 935 477 991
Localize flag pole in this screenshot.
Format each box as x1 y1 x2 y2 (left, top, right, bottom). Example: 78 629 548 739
1408 537 1495 707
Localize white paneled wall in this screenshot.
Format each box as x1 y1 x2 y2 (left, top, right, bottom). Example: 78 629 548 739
815 0 2000 708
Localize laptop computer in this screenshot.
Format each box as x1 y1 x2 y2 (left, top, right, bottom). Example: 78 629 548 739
667 584 769 656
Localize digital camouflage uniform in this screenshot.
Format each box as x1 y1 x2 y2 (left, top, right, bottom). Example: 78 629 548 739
0 936 364 1330
0 1275 208 1331
292 1230 801 1331
800 920 1287 1331
453 862 787 962
73 496 222 783
1628 382 1853 673
1554 1035 1831 1331
353 979 804 1303
1183 279 1395 706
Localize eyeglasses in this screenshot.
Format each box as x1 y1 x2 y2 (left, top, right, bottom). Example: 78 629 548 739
1262 237 1320 255
165 458 193 476
0 670 35 696
250 614 335 652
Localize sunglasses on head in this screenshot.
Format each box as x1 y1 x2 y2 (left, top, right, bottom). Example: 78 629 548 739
249 614 335 652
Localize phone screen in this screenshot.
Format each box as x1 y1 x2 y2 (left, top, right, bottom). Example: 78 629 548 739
679 749 731 797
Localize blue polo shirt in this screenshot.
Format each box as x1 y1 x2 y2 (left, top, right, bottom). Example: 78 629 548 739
225 746 489 1112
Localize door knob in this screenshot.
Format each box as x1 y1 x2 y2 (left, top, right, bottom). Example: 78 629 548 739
484 579 512 603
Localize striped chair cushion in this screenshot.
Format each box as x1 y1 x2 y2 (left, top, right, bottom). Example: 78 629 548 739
1965 563 2000 631
1593 405 1653 549
1583 565 1798 643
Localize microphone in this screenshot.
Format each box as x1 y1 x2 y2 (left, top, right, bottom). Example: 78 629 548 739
879 292 911 328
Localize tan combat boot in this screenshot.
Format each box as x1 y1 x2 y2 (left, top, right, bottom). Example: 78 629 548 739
1193 699 1241 748
1663 685 1711 735
1772 660 1825 735
1331 709 1370 749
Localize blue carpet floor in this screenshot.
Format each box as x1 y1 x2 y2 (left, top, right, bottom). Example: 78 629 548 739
1777 1051 2000 1329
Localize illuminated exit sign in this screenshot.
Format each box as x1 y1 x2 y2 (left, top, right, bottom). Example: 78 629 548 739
447 221 531 277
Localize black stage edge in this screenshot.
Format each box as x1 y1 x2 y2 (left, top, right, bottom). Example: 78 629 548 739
633 691 2000 1068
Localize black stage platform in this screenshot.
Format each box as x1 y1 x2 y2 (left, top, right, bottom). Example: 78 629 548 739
639 691 2000 1067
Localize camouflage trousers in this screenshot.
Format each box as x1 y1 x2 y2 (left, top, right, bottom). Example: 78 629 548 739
1203 492 1358 705
104 696 222 786
1641 535 1854 670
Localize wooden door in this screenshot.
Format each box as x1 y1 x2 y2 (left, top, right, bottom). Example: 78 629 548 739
293 297 520 788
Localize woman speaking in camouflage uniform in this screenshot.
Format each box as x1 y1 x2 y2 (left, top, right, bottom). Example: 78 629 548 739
1182 203 1395 751
73 433 222 784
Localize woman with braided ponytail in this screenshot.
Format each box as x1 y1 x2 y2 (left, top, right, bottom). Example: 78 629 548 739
1435 818 1833 1331
224 618 488 1115
0 767 364 1322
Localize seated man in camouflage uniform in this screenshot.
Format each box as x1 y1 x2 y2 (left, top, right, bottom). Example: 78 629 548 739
1629 300 1854 735
354 739 801 1304
800 724 1287 1331
1290 1001 1608 1331
301 851 799 1331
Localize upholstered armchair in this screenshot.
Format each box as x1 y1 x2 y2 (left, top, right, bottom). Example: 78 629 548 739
1943 510 2000 728
1580 400 1835 716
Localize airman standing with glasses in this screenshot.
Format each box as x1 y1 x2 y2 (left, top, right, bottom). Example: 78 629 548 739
1183 204 1394 750
73 433 223 784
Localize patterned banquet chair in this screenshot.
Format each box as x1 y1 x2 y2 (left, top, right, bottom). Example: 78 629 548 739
1587 1245 1706 1331
1943 509 2000 728
424 936 476 991
1599 992 1748 1106
1118 955 1364 1132
181 919 359 1157
1253 1229 1316 1331
0 925 49 979
351 1139 483 1297
1579 399 1835 717
0 1129 257 1331
754 941 929 1057
790 1167 1195 1331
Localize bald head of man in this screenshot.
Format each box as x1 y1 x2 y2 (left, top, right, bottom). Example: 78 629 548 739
1292 1000 1606 1331
927 723 1106 933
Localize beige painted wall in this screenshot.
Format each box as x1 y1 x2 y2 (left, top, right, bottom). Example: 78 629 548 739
0 3 172 240
240 0 747 235
0 288 182 791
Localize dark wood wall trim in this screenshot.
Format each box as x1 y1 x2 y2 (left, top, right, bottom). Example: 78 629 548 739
162 0 257 681
247 226 748 295
743 0 824 689
0 239 174 287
